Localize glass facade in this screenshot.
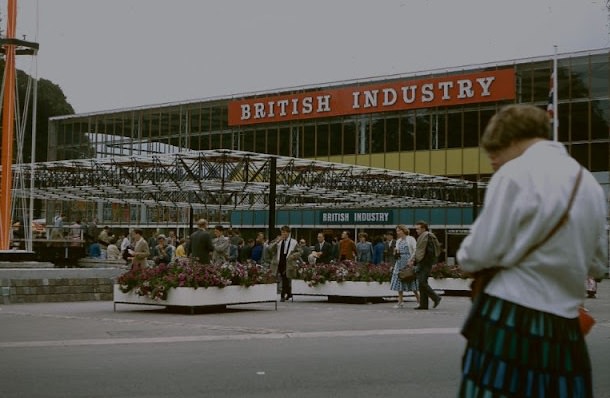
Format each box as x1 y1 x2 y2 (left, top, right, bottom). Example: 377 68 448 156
48 49 610 229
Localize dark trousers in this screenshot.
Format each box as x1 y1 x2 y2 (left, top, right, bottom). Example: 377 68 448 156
278 272 292 298
416 263 439 309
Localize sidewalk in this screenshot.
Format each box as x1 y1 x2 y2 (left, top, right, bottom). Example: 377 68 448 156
0 281 608 398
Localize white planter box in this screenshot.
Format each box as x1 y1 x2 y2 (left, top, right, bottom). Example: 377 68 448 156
293 278 472 298
113 284 277 312
292 280 397 297
429 278 472 292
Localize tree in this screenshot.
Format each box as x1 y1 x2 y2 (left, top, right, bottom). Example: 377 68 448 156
0 60 79 162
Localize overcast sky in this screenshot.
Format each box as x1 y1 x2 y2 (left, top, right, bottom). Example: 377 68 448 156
9 0 610 114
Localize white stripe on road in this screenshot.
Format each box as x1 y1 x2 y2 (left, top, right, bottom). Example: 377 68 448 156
0 327 460 348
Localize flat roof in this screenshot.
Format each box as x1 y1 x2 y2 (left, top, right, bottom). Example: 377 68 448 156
11 149 479 211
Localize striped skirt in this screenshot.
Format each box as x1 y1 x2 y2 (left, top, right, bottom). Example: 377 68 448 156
458 294 592 398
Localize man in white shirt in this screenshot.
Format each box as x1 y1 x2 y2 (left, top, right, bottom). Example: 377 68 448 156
456 104 607 398
268 226 302 302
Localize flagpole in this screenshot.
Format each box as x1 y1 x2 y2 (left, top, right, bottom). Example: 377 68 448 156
552 45 559 141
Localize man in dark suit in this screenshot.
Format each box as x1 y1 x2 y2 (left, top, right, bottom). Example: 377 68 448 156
187 219 213 265
308 232 333 264
383 231 396 263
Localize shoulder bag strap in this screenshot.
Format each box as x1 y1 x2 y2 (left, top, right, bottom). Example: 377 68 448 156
518 166 583 262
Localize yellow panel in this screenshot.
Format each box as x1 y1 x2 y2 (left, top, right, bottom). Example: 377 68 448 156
399 151 415 172
355 155 370 167
370 153 386 169
342 155 356 165
385 152 400 171
414 151 431 174
446 149 463 176
328 155 343 164
430 151 447 175
462 148 481 174
479 150 494 174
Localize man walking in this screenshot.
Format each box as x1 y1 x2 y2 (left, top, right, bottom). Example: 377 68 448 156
268 226 302 302
411 220 441 310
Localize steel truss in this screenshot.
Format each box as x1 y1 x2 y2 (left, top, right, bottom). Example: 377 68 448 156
10 149 479 211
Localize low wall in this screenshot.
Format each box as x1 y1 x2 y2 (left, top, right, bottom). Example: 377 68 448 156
0 268 123 304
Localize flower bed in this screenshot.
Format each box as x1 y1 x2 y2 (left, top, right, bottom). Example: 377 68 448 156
116 258 276 300
113 258 278 311
297 261 393 286
297 260 469 287
294 261 470 299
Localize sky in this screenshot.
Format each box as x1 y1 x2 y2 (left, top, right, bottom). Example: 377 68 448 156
8 0 610 114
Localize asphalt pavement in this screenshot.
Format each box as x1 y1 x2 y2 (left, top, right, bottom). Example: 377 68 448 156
0 283 609 397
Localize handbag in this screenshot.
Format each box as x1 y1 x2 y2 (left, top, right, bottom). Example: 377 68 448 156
399 266 416 282
470 167 583 302
579 307 595 335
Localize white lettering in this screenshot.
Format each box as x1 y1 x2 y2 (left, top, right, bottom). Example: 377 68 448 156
476 77 495 96
267 101 275 117
291 98 299 115
240 104 251 120
254 103 265 119
352 91 361 109
317 95 331 112
438 81 453 100
277 100 289 116
363 90 379 108
401 86 417 103
382 88 397 106
457 79 474 98
421 83 434 102
302 97 313 114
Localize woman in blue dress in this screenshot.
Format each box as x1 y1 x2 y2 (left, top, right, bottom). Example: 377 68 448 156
389 225 419 308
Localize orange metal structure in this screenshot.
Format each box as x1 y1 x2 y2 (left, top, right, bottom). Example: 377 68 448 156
0 0 17 250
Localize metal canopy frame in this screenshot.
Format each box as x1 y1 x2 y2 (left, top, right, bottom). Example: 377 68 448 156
10 149 478 211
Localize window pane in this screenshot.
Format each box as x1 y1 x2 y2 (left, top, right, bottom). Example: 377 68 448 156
569 57 591 100
399 114 414 151
242 129 255 152
267 128 279 155
557 103 570 142
385 117 399 153
463 109 480 148
447 111 461 149
532 62 552 103
344 120 357 155
591 142 609 172
278 127 290 156
590 54 609 98
317 123 329 157
591 99 609 140
479 108 496 143
371 117 386 154
303 124 316 157
415 112 431 150
570 102 589 142
329 122 342 156
255 129 266 154
570 143 589 168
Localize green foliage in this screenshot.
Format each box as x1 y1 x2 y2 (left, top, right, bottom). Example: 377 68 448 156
0 60 76 162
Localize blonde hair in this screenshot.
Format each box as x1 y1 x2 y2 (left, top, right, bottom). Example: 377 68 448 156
396 224 410 235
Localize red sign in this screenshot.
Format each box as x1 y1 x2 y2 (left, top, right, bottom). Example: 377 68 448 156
228 68 515 126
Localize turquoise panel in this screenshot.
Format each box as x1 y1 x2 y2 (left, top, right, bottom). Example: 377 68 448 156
397 208 415 224
414 208 432 223
254 211 269 225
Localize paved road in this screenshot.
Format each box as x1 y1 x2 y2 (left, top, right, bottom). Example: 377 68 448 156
1 283 609 398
